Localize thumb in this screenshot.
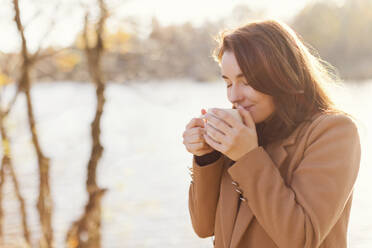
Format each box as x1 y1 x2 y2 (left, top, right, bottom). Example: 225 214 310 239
199 108 207 125
238 106 255 129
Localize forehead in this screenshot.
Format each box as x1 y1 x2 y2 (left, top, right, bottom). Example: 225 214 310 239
221 51 242 78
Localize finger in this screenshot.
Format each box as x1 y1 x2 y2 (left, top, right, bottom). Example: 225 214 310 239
237 106 256 129
205 123 225 144
204 133 224 153
187 142 209 151
184 133 206 144
186 118 205 129
209 108 240 129
199 109 207 123
204 113 232 136
183 127 205 138
199 147 213 153
197 146 214 153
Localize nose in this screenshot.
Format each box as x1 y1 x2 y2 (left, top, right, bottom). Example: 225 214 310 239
229 83 244 104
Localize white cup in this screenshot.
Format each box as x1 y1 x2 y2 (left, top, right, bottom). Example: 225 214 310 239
205 108 243 123
220 108 243 123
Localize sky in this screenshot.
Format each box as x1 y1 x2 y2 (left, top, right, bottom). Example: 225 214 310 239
121 0 308 25
0 0 346 53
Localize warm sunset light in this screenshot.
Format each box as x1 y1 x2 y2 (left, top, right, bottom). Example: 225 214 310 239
0 0 370 247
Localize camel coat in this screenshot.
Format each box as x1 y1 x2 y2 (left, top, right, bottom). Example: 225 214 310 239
188 112 361 248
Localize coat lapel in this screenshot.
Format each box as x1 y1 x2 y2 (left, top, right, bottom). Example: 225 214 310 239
226 139 293 248
268 112 323 169
229 201 254 248
227 120 307 248
219 162 240 248
266 128 298 169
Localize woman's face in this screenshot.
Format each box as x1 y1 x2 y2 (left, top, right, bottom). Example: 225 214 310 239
221 51 275 124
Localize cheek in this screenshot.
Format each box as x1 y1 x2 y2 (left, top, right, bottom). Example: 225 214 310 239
245 86 260 100
264 97 275 113
255 93 274 112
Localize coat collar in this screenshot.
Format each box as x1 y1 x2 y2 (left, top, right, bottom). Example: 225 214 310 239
265 111 323 170
267 122 301 169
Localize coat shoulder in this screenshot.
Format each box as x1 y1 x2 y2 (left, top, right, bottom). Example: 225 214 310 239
304 111 360 144
309 111 358 132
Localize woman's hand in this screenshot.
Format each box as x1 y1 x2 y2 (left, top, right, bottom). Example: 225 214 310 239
183 109 215 156
203 106 258 161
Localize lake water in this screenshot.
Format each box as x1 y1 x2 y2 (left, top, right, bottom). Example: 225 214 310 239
1 79 371 247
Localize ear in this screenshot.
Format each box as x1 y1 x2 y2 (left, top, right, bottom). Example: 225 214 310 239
237 106 255 129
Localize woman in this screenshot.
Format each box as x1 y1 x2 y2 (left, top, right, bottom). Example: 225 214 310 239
182 19 361 248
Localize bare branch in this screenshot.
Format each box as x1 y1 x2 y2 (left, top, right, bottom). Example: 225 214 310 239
33 47 68 64
0 110 31 245
66 1 109 247
0 146 6 240
12 0 54 246
3 82 21 117
13 0 29 62
83 12 90 52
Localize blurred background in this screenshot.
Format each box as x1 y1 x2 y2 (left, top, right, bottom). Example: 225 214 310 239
0 0 371 247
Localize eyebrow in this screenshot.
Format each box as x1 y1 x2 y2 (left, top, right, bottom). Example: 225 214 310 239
221 73 244 80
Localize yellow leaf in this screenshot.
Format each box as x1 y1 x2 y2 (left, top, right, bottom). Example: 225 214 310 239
0 72 11 86
104 28 132 53
67 237 79 248
56 52 81 72
2 139 10 157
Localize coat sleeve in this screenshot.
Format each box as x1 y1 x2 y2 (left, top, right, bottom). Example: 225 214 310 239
227 114 361 248
188 154 225 238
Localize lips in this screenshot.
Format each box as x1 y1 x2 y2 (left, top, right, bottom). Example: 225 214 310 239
235 104 254 111
244 105 254 111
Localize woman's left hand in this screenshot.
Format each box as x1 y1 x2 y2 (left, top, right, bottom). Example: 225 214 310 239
203 106 258 161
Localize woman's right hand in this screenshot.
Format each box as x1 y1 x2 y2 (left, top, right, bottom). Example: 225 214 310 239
183 110 214 156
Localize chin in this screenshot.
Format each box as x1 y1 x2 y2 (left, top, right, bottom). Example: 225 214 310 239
252 114 268 124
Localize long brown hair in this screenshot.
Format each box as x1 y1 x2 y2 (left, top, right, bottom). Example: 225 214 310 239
213 19 347 146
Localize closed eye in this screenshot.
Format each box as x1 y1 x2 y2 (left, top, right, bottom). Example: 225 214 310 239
240 80 249 85
223 79 232 88
224 79 249 88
